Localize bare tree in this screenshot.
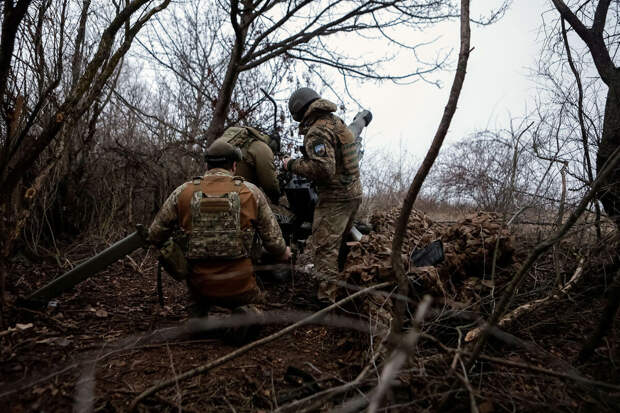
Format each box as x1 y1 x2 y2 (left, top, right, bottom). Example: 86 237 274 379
431 121 540 212
0 0 171 229
390 0 471 334
550 0 620 230
0 1 33 113
171 0 485 145
0 0 172 323
135 0 290 148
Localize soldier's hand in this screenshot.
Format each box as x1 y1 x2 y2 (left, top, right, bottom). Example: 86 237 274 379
278 246 292 262
282 156 291 171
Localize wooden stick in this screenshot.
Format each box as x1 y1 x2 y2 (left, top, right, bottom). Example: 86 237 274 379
466 257 586 342
471 352 620 392
579 268 620 361
389 0 471 334
367 296 432 413
129 282 392 411
437 146 620 411
465 146 620 365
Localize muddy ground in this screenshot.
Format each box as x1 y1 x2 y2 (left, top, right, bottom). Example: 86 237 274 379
0 211 619 412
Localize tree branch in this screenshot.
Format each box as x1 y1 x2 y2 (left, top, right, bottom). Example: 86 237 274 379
129 282 392 411
390 0 470 334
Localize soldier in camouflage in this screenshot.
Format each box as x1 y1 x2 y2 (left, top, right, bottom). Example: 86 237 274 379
149 140 291 316
215 126 280 203
284 87 371 302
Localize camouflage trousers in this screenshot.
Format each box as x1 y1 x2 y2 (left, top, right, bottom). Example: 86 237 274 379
187 283 265 318
312 198 361 302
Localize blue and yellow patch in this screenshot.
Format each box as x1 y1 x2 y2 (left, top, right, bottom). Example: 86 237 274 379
313 142 327 157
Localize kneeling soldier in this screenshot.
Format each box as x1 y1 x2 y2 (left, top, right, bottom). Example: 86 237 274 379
148 140 290 318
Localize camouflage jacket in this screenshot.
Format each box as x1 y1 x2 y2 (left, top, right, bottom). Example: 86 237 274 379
289 99 362 201
148 169 286 297
217 127 280 203
148 169 286 257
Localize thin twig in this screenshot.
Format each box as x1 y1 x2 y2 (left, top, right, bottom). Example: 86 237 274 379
436 145 620 410
469 352 620 392
457 357 479 413
466 257 586 342
165 343 182 412
73 361 96 413
129 282 392 411
390 0 471 334
367 295 432 412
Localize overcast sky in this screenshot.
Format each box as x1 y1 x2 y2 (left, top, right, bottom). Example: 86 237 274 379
347 0 551 160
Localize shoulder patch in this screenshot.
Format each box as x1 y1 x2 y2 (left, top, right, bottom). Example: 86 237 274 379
313 142 327 157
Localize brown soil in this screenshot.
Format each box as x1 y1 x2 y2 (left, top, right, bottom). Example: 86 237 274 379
1 211 619 412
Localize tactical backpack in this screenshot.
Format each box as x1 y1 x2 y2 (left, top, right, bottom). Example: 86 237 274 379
221 126 270 153
186 184 248 260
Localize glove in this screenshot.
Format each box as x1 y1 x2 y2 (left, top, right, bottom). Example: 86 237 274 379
283 156 295 171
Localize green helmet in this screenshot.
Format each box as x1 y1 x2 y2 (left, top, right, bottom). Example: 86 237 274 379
288 87 320 121
205 139 243 163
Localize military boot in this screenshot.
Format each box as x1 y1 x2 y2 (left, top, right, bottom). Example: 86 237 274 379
317 281 338 305
222 304 263 345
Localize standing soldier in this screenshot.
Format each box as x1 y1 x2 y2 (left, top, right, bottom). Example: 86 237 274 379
283 87 372 302
215 126 281 204
148 140 290 318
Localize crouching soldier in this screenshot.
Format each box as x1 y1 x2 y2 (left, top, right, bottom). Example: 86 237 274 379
148 140 291 320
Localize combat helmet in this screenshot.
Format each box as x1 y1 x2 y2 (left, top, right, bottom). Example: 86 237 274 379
288 87 320 122
205 139 243 163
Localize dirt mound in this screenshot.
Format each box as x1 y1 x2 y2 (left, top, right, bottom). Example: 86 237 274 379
344 208 439 282
344 208 513 288
440 211 514 280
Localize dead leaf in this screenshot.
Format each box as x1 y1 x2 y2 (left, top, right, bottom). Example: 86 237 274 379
32 385 49 395
481 279 495 288
465 328 481 342
95 309 108 318
54 337 71 347
478 401 495 413
109 359 127 368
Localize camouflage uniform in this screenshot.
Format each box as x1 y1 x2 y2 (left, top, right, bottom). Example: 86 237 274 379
149 169 286 313
288 99 362 301
216 127 280 203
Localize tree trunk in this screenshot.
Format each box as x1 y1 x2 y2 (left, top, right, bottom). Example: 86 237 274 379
202 37 246 146
579 267 620 361
390 0 471 334
598 87 620 230
202 0 252 146
0 0 33 107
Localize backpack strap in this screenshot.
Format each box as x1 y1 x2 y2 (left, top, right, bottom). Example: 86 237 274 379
245 126 270 144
